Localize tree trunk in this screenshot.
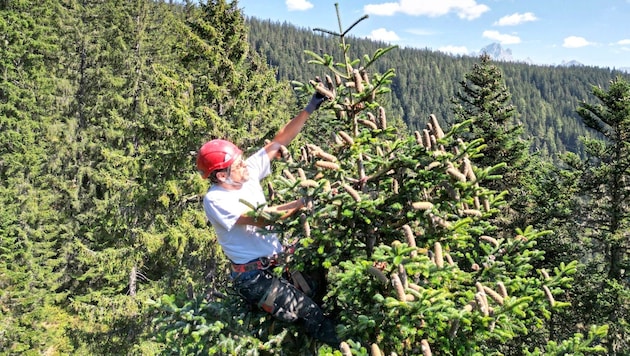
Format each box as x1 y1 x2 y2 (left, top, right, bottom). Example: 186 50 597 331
129 265 137 297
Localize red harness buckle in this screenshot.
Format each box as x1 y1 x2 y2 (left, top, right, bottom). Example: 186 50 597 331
231 257 277 273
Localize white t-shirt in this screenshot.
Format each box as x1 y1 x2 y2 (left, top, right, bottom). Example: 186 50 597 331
203 148 284 264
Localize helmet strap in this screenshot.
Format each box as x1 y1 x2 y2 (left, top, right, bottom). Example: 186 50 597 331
221 166 243 188
223 177 243 187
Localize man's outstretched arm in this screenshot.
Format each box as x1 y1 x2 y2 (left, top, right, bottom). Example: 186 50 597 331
264 93 327 160
235 198 307 228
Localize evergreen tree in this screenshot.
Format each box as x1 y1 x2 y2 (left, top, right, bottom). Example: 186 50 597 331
0 0 74 352
563 76 630 354
451 53 531 233
505 155 590 349
576 76 630 281
44 0 188 352
35 0 290 353
452 54 527 179
181 0 294 152
0 0 297 352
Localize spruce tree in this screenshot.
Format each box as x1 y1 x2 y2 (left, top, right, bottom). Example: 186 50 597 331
563 76 630 354
575 76 630 281
181 0 293 151
0 0 73 352
41 0 296 353
452 53 531 233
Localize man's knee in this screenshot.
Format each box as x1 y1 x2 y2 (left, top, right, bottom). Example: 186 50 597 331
264 277 318 321
233 270 274 305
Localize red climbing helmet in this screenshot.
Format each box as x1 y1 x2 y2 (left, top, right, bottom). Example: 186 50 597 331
196 139 242 179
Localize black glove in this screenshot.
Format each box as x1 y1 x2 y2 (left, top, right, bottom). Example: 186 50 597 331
305 92 327 114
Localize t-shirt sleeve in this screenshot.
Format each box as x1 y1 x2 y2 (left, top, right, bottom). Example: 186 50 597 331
247 147 271 181
203 191 246 232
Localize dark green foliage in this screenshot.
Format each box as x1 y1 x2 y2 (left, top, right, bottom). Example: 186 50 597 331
563 76 630 354
523 325 609 355
182 0 294 150
452 53 528 175
0 0 74 352
151 294 269 355
1 0 291 354
451 53 532 239
574 78 630 278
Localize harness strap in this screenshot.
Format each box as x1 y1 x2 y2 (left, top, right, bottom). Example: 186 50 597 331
231 253 292 273
231 259 274 273
259 277 281 313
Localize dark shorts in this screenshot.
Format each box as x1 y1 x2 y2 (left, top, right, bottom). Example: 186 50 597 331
231 269 339 346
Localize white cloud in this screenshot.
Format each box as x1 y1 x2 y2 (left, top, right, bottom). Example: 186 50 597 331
482 30 521 45
365 0 490 20
286 0 313 11
494 12 538 26
364 2 400 16
562 36 592 48
438 45 469 55
367 28 401 42
616 39 630 45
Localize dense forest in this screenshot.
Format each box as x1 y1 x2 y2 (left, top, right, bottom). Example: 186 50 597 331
1 0 629 355
245 17 630 159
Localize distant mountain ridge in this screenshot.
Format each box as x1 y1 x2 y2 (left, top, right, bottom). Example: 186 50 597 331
477 43 514 62
476 43 628 72
560 60 584 67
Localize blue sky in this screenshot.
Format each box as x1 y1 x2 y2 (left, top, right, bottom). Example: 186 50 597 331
236 0 630 69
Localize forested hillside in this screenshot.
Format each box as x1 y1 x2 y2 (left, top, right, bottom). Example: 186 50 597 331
1 1 629 355
245 17 630 159
0 0 297 353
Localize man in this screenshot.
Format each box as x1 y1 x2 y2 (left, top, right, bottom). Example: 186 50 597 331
196 92 340 347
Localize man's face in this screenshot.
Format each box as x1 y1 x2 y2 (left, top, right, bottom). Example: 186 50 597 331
225 155 249 185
